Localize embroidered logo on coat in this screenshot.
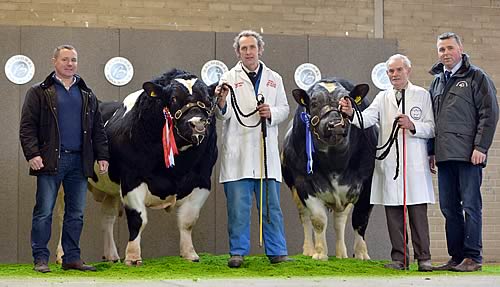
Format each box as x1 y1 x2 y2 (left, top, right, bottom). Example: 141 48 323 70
410 107 422 120
456 81 468 88
234 82 244 89
266 80 276 88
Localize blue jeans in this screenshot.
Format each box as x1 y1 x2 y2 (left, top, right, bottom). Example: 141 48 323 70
31 153 88 264
224 179 288 256
437 161 483 264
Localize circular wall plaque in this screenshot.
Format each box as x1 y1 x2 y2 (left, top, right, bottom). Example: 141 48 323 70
201 60 228 85
104 57 134 86
4 55 35 85
294 63 321 90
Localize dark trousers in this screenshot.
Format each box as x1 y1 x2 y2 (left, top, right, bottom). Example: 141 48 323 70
437 161 483 264
385 204 431 264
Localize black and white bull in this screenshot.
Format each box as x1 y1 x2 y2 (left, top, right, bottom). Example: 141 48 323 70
281 78 376 260
59 69 218 265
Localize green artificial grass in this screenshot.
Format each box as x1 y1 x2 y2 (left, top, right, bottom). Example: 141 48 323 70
0 254 499 280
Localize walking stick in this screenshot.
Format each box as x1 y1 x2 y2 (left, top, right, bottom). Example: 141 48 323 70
401 89 408 269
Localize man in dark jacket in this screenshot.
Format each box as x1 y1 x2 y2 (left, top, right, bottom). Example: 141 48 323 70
428 32 498 272
19 45 109 273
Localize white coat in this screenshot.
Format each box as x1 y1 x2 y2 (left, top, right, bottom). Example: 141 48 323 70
216 61 289 183
352 82 435 206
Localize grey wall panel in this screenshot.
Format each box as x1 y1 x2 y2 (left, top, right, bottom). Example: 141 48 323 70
0 26 21 263
309 37 397 102
17 26 120 263
115 30 218 260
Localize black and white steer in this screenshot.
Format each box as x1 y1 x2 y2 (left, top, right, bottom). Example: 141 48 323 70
84 69 217 265
282 79 377 260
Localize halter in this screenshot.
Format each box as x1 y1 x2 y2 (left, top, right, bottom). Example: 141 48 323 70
171 98 216 144
307 103 349 141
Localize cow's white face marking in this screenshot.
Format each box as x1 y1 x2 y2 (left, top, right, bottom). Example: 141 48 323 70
175 78 198 95
318 82 337 93
123 89 143 116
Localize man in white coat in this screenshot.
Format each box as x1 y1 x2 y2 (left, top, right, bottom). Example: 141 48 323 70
340 54 435 271
214 30 291 268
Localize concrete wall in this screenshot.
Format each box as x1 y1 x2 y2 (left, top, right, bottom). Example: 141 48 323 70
0 0 499 263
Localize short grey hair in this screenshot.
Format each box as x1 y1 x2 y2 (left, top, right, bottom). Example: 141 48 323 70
386 54 412 69
233 30 265 51
437 32 463 47
53 44 76 59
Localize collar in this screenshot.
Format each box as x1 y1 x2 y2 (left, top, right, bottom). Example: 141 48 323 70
240 62 260 74
53 74 77 89
444 59 462 76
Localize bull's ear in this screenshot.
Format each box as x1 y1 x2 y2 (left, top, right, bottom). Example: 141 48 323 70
349 84 369 105
292 89 310 107
143 82 163 98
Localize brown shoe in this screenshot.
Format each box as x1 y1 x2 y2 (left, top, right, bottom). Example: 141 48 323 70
451 258 482 272
418 259 433 272
33 260 50 273
432 259 459 271
384 261 408 270
62 260 97 271
227 255 244 268
269 255 294 264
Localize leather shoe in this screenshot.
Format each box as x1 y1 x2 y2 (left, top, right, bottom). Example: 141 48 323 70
432 258 459 271
269 255 294 264
384 261 408 270
418 259 433 272
228 255 244 268
33 260 50 273
62 260 97 271
451 258 482 272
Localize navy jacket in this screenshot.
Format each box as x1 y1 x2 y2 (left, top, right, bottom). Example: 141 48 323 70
428 54 498 165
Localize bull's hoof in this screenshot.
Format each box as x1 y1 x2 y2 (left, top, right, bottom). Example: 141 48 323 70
191 258 200 263
124 259 142 266
312 254 329 261
102 256 121 263
354 252 371 260
302 250 315 257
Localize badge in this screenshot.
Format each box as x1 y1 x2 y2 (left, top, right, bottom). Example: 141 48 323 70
371 62 392 90
4 55 35 85
410 106 422 120
294 63 321 90
201 60 228 85
104 57 134 86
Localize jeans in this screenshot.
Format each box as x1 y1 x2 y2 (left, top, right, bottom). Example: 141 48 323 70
437 161 483 264
224 179 288 256
31 153 88 264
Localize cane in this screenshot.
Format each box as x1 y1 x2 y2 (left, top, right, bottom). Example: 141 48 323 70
401 89 408 269
258 95 268 248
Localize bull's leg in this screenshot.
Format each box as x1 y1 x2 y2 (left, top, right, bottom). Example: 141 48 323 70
176 187 210 262
333 204 352 259
101 194 121 262
305 196 329 261
55 188 64 264
292 188 314 256
351 178 373 260
122 183 148 266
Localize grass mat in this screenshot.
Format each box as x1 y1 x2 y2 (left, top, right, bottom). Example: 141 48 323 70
0 254 499 280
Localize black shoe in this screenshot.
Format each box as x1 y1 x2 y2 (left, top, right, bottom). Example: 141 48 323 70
384 261 408 270
432 258 459 271
62 260 97 271
418 259 433 272
228 255 244 268
451 258 482 272
269 255 294 264
33 260 50 273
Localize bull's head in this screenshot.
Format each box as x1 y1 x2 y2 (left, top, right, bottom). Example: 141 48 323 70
143 73 215 147
293 79 369 151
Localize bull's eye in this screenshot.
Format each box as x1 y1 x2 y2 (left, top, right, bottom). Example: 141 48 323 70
171 96 177 104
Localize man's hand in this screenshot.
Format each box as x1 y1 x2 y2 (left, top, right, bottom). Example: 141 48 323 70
429 155 436 174
215 83 229 109
29 156 44 170
257 103 271 119
338 97 353 117
98 160 109 174
471 149 486 165
396 114 415 131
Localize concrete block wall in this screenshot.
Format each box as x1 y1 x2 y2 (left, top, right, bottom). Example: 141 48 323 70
1 0 499 263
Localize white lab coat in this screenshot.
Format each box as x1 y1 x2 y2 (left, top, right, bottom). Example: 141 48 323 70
352 82 435 206
216 61 289 183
